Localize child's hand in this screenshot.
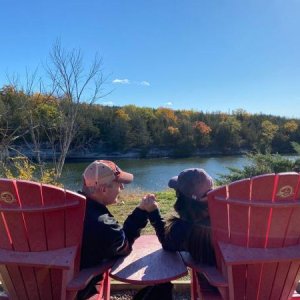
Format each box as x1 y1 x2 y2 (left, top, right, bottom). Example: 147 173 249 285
138 193 158 212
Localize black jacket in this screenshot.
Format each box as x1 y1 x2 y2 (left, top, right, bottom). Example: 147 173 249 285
148 209 192 251
80 197 148 269
148 209 216 265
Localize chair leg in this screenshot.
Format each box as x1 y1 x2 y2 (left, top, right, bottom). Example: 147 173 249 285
102 271 110 300
95 270 110 300
191 269 200 300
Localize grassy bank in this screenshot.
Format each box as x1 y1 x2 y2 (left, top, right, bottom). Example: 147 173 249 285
110 189 177 234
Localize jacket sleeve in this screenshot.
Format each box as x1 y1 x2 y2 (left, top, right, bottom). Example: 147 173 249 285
100 208 148 257
148 209 191 251
122 207 149 245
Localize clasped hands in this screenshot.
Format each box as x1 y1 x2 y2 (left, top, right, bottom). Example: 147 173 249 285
138 193 158 212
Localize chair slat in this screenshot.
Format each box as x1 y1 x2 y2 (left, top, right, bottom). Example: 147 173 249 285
16 180 47 251
285 206 300 246
267 207 293 248
245 264 262 299
257 263 278 300
251 174 276 202
248 206 270 247
0 179 29 251
269 262 292 300
41 185 66 250
281 262 300 300
35 267 53 300
65 190 86 272
228 178 251 201
228 179 251 246
231 265 246 299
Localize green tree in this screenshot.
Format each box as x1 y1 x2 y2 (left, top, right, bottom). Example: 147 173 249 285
214 116 242 152
256 120 279 153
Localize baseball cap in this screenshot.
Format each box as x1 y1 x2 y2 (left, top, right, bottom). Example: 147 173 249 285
83 160 133 187
168 168 213 200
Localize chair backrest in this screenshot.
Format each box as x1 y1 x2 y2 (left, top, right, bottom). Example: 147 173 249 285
0 178 86 300
208 172 300 299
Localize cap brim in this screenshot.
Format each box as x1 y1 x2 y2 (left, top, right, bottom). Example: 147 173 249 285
168 176 178 189
116 171 134 184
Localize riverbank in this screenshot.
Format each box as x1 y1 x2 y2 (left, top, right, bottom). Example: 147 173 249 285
12 144 249 162
66 147 249 161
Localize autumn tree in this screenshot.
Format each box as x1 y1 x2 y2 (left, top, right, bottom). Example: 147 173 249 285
193 121 212 149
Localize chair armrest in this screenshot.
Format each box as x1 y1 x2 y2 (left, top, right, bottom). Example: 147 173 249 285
0 247 77 269
219 242 300 265
180 252 228 287
67 259 116 291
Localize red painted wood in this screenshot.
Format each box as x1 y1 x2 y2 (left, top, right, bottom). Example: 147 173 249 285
0 179 29 251
0 266 19 299
225 179 250 300
16 180 51 300
35 268 53 300
251 174 276 202
296 174 300 200
208 185 228 272
16 180 47 251
0 246 77 268
206 173 300 300
274 173 299 202
269 262 292 299
0 179 89 300
229 265 246 299
281 262 300 300
3 265 29 300
41 184 67 299
228 178 251 201
110 235 187 284
245 264 262 299
41 184 66 250
285 206 300 246
219 242 300 264
0 179 38 299
179 252 228 287
257 263 277 300
64 190 86 272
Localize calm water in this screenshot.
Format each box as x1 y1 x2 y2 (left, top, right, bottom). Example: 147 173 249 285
60 155 248 192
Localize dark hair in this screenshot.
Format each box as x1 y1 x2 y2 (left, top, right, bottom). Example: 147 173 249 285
173 190 209 221
168 191 216 265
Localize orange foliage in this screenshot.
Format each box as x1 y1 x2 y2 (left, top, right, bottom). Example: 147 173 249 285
157 107 177 123
167 126 180 136
115 109 130 121
193 121 212 135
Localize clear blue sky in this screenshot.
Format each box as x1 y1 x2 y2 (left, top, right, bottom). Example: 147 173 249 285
1 0 300 118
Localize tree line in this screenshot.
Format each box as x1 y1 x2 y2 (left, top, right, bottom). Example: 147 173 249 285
1 84 300 162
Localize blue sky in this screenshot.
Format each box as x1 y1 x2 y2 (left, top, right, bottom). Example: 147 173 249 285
1 0 300 118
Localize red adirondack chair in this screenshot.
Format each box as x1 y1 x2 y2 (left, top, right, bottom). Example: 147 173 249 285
182 172 300 300
0 178 113 300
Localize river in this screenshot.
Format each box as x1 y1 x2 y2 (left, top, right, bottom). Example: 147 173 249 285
60 155 248 192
